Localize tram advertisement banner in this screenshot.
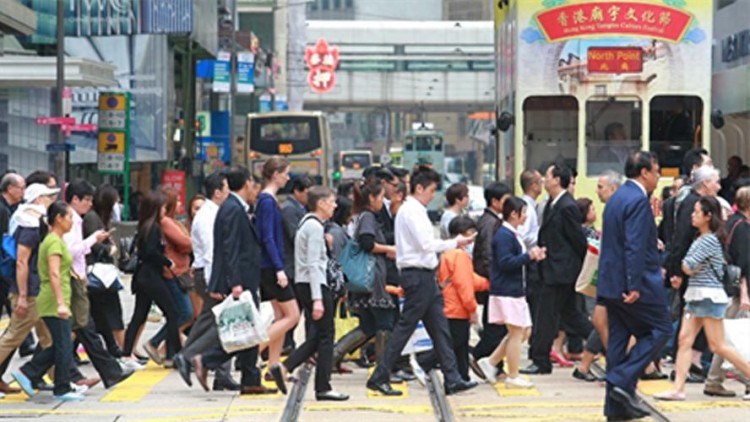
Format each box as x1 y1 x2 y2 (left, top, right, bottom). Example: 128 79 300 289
506 0 712 98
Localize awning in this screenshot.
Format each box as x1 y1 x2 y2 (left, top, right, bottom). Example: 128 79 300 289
0 56 117 88
0 1 37 35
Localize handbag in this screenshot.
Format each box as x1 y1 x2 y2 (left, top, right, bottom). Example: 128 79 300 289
338 217 376 294
721 316 750 371
575 239 600 297
176 272 195 292
87 263 123 291
720 218 747 297
70 277 90 330
118 235 139 274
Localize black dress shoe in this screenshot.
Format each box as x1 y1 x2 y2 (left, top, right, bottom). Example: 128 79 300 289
174 353 192 387
315 390 350 401
366 379 403 396
520 364 551 375
104 368 135 389
572 368 598 382
445 379 478 395
213 376 241 391
610 386 650 419
270 363 288 395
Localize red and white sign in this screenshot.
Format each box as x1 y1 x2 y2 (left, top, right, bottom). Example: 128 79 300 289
535 2 693 43
36 116 75 126
305 38 339 94
587 47 643 73
161 170 186 216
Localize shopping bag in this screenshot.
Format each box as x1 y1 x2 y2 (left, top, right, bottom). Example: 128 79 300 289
334 302 361 360
398 298 433 356
575 240 600 298
212 291 269 353
721 317 750 371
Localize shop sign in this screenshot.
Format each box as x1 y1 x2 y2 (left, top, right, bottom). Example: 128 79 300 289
305 38 339 94
161 170 186 215
237 52 256 94
587 47 643 73
213 52 231 93
535 2 693 43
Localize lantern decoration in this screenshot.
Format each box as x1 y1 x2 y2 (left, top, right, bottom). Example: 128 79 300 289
305 38 339 94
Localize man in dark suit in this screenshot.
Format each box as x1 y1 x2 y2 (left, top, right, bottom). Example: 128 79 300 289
523 163 591 375
598 152 672 420
175 166 275 395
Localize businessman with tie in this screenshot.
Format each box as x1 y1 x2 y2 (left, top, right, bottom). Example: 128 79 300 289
598 151 672 421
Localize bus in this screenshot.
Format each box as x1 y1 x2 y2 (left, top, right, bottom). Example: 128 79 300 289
389 145 403 167
335 150 372 180
493 0 715 203
402 123 446 215
241 111 332 188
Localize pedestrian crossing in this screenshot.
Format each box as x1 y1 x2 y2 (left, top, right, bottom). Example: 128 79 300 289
100 361 172 402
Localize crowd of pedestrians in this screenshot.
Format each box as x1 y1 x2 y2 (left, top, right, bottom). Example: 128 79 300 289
0 148 749 421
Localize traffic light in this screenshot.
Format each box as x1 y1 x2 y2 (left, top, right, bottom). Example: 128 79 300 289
333 170 342 182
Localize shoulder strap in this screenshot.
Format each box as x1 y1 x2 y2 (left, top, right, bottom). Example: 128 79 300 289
726 217 746 247
299 214 323 230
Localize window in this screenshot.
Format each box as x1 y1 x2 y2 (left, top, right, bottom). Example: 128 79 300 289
322 0 330 10
345 0 353 7
523 96 579 173
334 0 341 8
585 98 642 176
649 96 702 174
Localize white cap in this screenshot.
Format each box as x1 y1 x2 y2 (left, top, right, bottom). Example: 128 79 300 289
24 183 60 203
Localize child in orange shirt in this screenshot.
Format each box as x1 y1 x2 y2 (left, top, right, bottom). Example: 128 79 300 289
435 216 490 381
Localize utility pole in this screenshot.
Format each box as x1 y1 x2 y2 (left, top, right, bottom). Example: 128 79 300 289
229 0 238 144
55 0 67 182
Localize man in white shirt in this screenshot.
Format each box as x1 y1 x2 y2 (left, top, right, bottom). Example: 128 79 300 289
180 172 235 391
518 169 542 248
366 167 477 397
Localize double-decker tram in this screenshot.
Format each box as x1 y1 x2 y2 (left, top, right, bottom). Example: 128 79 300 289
493 0 715 201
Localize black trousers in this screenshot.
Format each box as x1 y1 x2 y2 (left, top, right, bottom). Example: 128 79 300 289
530 284 593 372
370 268 461 386
418 318 471 381
123 274 181 358
22 317 72 396
283 284 335 393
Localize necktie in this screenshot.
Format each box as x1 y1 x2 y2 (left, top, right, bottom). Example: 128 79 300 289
542 199 553 224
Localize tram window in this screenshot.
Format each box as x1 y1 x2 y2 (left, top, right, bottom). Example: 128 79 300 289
416 136 433 151
523 96 579 173
405 137 414 151
434 137 443 151
586 99 642 176
649 96 702 173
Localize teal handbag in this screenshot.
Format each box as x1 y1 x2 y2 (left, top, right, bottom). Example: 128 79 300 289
338 219 376 293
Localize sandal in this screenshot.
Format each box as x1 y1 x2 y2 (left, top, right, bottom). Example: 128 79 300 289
654 391 686 401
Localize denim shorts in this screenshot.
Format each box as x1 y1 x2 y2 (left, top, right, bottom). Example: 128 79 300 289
685 299 728 319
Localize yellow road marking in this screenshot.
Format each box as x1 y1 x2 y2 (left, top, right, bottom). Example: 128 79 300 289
457 411 603 421
655 400 750 412
366 367 409 399
637 379 673 396
492 375 540 397
0 317 9 332
100 361 171 402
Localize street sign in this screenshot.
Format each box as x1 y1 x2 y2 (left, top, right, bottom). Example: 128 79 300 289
36 116 75 126
46 142 76 153
63 123 98 133
98 93 128 130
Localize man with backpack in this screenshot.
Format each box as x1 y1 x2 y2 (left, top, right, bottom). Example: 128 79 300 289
0 183 59 394
0 172 24 395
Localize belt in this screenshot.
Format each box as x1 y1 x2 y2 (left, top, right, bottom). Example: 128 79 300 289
400 267 435 273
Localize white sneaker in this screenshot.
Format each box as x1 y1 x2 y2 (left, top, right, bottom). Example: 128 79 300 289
505 376 534 389
120 358 145 371
477 358 497 383
55 391 85 402
70 383 89 394
744 392 750 401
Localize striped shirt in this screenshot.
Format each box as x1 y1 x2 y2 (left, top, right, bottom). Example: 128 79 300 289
682 233 729 303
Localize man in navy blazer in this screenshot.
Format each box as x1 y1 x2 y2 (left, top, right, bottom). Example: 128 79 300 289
599 151 672 421
176 166 274 395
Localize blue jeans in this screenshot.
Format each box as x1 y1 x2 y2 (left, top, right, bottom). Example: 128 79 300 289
149 279 193 349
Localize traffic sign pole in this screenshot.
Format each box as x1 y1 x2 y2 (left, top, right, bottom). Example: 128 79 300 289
97 92 131 220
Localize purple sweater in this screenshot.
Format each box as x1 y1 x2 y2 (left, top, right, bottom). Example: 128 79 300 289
255 192 285 271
